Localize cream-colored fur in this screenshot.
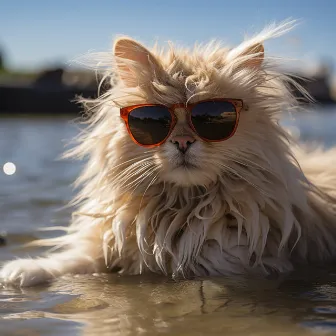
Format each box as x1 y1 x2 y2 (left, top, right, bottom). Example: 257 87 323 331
2 21 336 287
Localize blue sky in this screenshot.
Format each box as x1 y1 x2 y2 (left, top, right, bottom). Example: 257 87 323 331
0 0 335 71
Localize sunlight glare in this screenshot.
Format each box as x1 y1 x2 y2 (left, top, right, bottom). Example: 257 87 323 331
3 162 16 176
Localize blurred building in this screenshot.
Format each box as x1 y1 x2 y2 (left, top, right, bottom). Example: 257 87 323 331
0 67 98 115
0 62 335 115
289 62 335 105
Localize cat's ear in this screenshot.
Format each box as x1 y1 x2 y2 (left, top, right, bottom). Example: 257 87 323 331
113 37 162 87
241 43 264 68
227 43 264 69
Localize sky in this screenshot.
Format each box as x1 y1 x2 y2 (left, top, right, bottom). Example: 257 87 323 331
0 0 335 72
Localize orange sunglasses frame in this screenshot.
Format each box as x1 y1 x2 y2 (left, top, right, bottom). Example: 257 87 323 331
120 98 246 148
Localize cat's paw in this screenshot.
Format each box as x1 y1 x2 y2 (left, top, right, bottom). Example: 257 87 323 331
0 259 54 287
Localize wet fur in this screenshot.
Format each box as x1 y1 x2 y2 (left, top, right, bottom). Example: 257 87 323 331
2 21 336 286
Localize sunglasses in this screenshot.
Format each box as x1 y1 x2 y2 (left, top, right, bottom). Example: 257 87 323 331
120 98 246 148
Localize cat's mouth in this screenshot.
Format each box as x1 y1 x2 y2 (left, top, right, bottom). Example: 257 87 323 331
182 161 197 169
174 157 198 170
161 155 216 186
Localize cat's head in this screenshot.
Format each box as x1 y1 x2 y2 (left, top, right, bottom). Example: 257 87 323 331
78 21 302 194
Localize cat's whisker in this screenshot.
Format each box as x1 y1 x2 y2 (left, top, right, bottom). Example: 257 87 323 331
116 164 158 191
138 172 161 212
220 153 278 177
121 167 158 193
218 162 270 197
109 154 153 172
111 160 153 182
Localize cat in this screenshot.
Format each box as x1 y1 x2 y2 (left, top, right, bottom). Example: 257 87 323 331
2 20 336 287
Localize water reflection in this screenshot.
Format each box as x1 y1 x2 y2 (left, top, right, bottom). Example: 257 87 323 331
3 270 336 335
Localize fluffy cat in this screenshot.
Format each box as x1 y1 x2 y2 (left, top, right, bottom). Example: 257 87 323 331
2 21 336 287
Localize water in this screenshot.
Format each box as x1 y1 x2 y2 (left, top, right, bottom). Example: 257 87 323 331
1 109 336 335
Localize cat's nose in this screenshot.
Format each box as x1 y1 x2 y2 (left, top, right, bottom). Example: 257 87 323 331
170 135 196 154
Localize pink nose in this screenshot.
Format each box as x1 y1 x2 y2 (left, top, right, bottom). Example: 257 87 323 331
170 135 196 153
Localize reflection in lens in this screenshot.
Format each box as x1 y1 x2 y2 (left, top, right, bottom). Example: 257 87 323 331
128 106 172 145
191 101 237 141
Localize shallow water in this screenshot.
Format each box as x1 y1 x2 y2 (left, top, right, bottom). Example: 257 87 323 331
1 108 336 335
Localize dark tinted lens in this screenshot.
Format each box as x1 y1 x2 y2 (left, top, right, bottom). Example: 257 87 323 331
191 101 237 140
128 106 172 145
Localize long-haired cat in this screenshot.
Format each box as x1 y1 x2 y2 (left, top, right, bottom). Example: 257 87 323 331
2 21 336 287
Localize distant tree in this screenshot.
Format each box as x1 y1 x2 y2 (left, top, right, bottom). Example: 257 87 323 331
0 48 4 70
